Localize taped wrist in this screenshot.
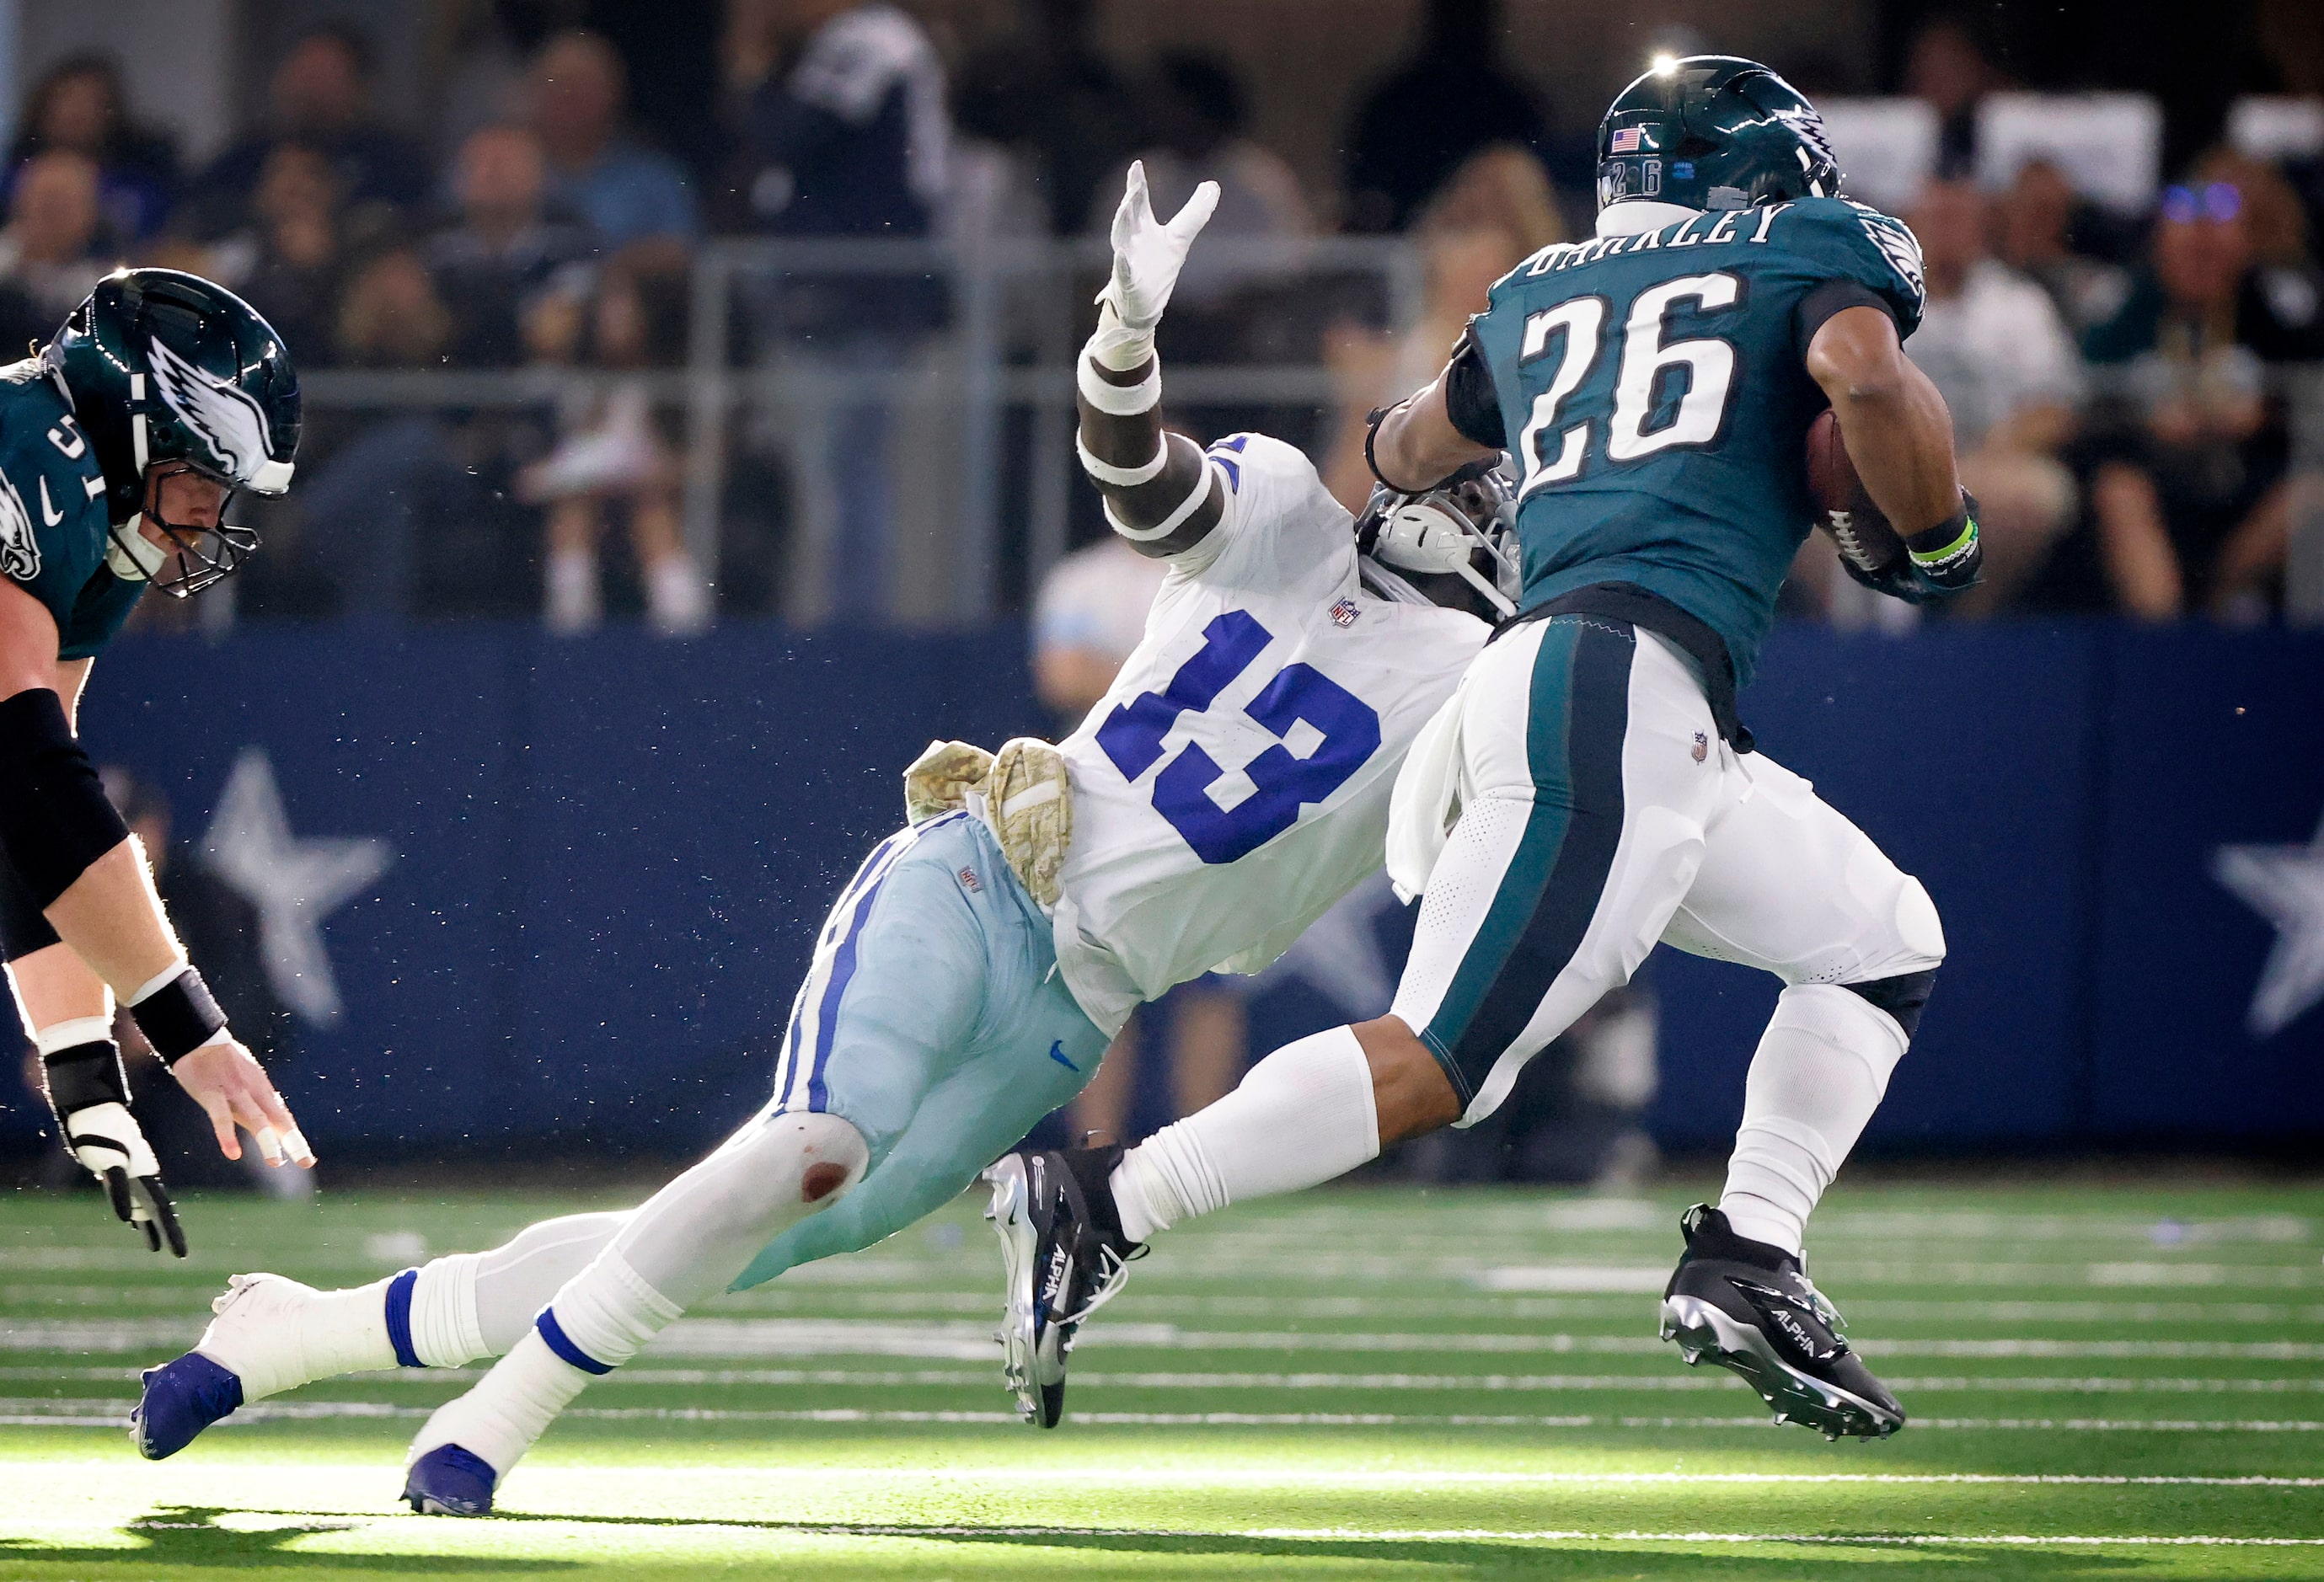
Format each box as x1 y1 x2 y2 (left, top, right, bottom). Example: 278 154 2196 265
127 965 228 1065
1905 491 1982 593
0 689 130 907
1084 301 1155 372
41 1036 130 1119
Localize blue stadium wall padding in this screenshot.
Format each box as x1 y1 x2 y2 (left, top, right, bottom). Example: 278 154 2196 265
2086 625 2324 1139
1 619 2319 1157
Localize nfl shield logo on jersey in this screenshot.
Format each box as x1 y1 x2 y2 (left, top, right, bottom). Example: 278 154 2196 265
1330 598 1360 628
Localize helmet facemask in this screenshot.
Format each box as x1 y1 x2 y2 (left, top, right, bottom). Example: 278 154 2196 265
107 457 259 598
1357 466 1522 619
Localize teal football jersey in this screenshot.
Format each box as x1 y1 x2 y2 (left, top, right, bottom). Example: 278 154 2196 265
0 359 142 660
1467 196 1925 682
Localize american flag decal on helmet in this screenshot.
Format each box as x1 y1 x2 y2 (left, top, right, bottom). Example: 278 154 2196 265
1610 127 1650 153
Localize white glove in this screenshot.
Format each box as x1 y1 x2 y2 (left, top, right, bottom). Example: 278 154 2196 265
62 1100 186 1256
1091 161 1220 362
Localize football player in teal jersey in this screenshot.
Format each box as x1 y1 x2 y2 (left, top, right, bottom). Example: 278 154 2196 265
0 268 313 1255
1007 58 1979 1441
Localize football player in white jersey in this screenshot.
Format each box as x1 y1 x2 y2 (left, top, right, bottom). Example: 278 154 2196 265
988 60 1963 1445
128 163 1496 1509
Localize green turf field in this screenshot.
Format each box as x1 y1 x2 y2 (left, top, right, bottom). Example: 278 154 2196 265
3 1176 2321 1579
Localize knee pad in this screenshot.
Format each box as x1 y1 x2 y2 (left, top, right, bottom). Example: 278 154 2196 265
1893 876 1946 962
1840 967 1938 1040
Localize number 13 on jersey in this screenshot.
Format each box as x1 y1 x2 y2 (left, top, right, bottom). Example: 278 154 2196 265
1096 611 1382 865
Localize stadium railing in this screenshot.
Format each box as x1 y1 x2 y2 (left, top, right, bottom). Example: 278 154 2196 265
296 235 1423 626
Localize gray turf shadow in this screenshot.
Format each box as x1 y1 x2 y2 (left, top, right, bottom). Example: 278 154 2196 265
0 1505 578 1574
458 1511 2149 1577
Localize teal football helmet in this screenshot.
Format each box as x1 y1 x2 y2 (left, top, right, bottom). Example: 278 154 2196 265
41 268 300 596
1597 56 1841 214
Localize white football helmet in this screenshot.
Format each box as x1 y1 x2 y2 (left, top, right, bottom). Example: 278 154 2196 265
1357 467 1521 618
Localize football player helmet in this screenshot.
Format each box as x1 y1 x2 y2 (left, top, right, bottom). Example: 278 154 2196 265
1596 55 1840 214
43 268 300 596
1356 465 1521 620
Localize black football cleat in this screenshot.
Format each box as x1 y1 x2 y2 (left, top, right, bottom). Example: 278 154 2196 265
981 1141 1142 1429
1658 1204 1904 1440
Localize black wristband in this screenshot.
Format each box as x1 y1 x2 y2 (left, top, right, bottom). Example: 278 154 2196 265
1365 405 1471 496
128 967 228 1064
42 1038 130 1115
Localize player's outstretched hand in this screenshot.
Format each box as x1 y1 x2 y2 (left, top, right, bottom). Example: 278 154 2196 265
59 1101 186 1256
1097 159 1220 331
172 1038 316 1171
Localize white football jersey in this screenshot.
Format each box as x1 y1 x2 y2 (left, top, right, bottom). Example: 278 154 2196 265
1052 434 1488 1034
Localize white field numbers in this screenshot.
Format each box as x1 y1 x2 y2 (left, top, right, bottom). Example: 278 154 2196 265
1517 270 1742 498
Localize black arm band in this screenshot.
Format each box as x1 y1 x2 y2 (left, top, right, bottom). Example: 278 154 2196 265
129 966 228 1065
1442 331 1507 449
42 1038 130 1115
0 689 130 907
1795 279 1897 361
0 850 61 961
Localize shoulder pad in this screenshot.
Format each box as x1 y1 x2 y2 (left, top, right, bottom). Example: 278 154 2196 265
1777 197 1926 318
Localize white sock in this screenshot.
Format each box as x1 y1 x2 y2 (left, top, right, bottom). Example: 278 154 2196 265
409 1328 590 1478
409 1113 866 1479
386 1211 633 1367
1718 984 1909 1255
198 1274 402 1400
467 1211 629 1355
545 547 599 633
1111 1025 1379 1242
409 1250 680 1478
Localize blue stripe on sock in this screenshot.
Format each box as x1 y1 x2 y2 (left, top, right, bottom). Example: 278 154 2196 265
383 1268 421 1369
534 1307 614 1375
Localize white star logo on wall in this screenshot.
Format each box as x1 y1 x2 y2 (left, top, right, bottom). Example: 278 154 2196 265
198 748 394 1028
2214 810 2324 1040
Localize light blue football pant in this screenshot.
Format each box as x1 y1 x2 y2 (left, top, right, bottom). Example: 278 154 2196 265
431 812 1112 1352
730 810 1111 1289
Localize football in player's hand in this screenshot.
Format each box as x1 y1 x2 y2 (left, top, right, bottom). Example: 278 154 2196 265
1805 409 1904 575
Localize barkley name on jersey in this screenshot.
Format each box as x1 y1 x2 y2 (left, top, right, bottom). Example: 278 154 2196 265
1461 195 1925 683
0 359 142 660
1052 432 1486 1032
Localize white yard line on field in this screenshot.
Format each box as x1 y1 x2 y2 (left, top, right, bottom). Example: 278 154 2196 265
16 1316 2324 1361
822 1525 2324 1547
15 1401 2324 1432
17 1368 2324 1397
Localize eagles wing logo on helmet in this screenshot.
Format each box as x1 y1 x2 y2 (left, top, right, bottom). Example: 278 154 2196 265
147 335 277 486
0 470 40 582
1775 106 1839 184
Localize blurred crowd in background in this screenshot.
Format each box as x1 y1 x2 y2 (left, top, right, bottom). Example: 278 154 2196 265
7 0 2318 1185
4 0 2319 638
